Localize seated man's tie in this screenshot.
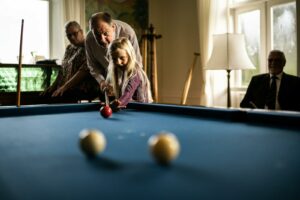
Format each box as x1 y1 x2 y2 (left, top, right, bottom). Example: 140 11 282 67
266 76 277 109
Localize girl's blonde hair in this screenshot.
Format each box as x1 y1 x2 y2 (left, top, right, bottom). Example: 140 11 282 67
107 37 152 102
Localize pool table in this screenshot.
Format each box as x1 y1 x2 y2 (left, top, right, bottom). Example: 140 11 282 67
0 102 299 200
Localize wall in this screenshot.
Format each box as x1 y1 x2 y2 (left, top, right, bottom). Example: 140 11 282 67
85 0 148 40
149 0 202 105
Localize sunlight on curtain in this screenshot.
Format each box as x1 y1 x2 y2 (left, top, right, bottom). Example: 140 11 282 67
50 0 85 62
63 0 86 34
238 10 261 86
196 0 212 106
204 0 229 107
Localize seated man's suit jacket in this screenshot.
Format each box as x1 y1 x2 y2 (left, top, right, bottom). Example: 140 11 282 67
240 73 300 111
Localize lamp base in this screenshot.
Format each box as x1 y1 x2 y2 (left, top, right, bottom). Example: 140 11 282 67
226 69 231 108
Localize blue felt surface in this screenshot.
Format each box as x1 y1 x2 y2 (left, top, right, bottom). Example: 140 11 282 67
0 105 300 200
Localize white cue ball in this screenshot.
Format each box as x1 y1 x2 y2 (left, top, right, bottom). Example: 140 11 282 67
148 132 180 165
79 129 106 156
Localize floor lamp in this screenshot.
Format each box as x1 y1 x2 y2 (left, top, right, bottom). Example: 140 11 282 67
206 33 255 108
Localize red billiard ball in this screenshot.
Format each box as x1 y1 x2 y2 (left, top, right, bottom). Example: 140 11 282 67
100 105 112 118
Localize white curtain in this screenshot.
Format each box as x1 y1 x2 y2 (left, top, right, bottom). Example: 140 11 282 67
62 0 86 34
196 0 213 106
197 0 229 107
50 0 85 61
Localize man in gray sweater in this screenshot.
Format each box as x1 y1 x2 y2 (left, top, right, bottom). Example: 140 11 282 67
85 12 142 93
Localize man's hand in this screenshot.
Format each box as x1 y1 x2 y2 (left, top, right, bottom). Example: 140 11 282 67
52 86 66 97
100 80 114 96
99 80 107 92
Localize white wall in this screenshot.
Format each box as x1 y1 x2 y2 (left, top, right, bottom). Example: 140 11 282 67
149 0 202 105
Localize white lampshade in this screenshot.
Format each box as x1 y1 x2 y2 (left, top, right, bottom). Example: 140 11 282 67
206 33 255 70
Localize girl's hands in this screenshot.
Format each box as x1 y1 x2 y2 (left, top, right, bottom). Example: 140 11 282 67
110 99 126 112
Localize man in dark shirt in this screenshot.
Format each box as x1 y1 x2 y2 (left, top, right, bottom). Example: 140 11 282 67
240 50 300 112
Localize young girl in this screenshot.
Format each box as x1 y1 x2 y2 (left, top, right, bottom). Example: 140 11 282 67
106 37 153 111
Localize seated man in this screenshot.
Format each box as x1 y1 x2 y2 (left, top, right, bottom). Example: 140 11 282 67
41 21 99 103
240 50 300 112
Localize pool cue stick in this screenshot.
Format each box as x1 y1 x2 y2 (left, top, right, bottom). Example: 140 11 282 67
148 28 155 102
141 30 148 74
148 24 161 103
180 52 200 105
16 19 24 107
104 89 109 106
151 35 158 102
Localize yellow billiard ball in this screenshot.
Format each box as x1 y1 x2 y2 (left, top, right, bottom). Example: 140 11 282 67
148 132 180 165
79 129 106 157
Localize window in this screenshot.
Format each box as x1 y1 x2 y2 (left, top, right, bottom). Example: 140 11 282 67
0 0 49 64
237 9 261 85
270 1 297 75
231 0 297 87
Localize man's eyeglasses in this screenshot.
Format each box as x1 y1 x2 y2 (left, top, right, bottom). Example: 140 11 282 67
66 30 80 38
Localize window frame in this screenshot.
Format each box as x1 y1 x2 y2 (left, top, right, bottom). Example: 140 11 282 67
233 2 267 88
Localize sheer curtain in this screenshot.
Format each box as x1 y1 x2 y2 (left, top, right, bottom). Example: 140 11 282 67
50 0 85 61
63 0 86 34
196 0 228 107
196 0 213 106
